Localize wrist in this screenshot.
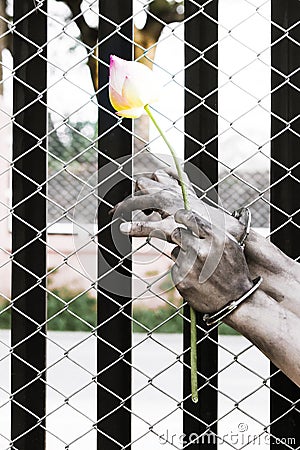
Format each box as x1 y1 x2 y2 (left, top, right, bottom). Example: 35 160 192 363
246 229 300 278
223 288 270 330
203 277 263 326
224 288 300 387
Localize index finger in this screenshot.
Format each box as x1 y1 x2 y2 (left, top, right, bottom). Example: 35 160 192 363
120 216 176 241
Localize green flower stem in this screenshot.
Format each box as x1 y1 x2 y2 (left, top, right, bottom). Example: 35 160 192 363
144 105 190 208
190 306 198 403
144 104 198 403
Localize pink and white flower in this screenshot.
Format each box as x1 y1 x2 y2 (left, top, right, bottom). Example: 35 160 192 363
109 55 160 118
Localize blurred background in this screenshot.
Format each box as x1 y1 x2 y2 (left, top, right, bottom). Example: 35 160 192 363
0 0 270 332
0 2 276 448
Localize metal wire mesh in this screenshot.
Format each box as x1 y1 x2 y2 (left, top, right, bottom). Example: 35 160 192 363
0 0 299 449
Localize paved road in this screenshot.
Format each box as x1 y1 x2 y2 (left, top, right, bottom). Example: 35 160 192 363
0 331 269 449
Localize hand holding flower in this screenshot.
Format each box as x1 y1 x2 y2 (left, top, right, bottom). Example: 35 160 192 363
109 55 198 403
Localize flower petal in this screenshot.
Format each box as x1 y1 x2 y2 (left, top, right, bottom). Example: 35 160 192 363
109 85 132 112
116 107 145 119
121 76 145 108
109 55 161 104
109 55 127 95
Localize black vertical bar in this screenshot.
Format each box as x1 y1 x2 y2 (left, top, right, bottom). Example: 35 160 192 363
97 2 133 449
184 1 218 447
11 1 47 450
271 1 300 448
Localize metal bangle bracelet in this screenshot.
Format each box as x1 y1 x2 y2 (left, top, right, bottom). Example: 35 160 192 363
232 207 252 248
203 276 263 327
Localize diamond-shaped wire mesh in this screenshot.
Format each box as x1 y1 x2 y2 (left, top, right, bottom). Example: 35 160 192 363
0 0 299 449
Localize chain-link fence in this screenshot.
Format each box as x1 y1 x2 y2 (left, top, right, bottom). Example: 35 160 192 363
0 0 299 449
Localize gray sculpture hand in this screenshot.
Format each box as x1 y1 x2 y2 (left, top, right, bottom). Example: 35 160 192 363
114 169 300 315
169 209 253 313
115 168 239 241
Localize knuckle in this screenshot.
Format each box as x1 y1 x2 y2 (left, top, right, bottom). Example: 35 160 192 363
171 264 178 281
135 222 144 232
171 267 189 290
135 177 143 188
154 169 164 177
171 227 182 241
174 208 187 221
136 175 147 183
196 215 210 230
159 189 169 200
177 277 189 291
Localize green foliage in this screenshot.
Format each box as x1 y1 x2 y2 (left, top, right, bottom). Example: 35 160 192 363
132 270 184 333
0 285 238 335
0 291 97 332
0 298 11 329
47 288 96 331
132 306 239 335
218 323 239 335
144 270 159 277
133 305 183 333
